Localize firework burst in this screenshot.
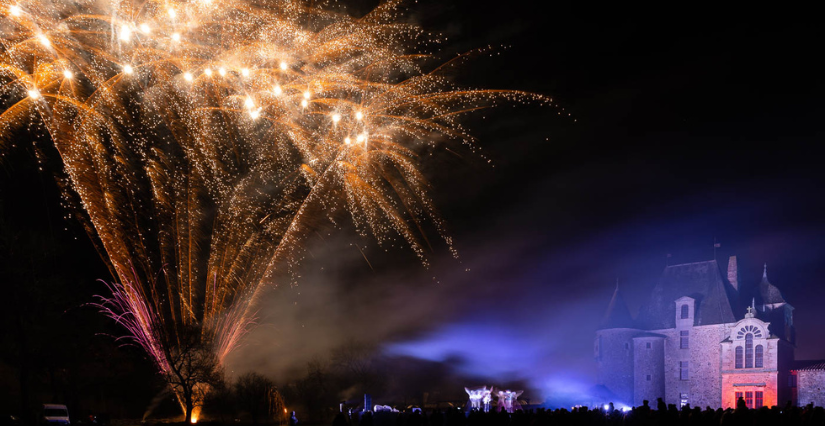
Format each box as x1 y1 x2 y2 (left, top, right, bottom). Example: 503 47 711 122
1 0 547 419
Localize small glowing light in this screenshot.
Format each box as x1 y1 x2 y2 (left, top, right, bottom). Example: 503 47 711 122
27 89 40 99
603 404 610 411
119 25 132 41
302 91 310 99
241 68 249 77
279 61 288 70
331 113 341 123
249 108 260 119
272 85 282 95
139 23 151 34
63 69 73 79
244 96 254 109
204 68 212 76
171 33 181 42
38 34 51 47
123 64 134 74
355 111 363 120
218 67 226 76
168 8 176 18
344 137 351 145
183 72 193 81
356 133 366 143
301 99 308 108
9 5 22 16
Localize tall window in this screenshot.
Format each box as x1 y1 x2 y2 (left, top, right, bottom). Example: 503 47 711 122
755 391 763 408
755 345 764 368
680 361 689 380
680 393 688 408
680 330 689 349
745 334 754 368
681 304 689 319
646 342 651 349
745 391 753 408
735 392 743 407
735 347 743 369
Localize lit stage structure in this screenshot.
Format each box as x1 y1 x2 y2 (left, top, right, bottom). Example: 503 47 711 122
464 386 493 412
496 389 523 413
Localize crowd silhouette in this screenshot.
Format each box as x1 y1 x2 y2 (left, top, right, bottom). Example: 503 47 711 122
334 398 825 426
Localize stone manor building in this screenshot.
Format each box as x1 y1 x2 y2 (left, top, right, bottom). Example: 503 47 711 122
595 256 825 409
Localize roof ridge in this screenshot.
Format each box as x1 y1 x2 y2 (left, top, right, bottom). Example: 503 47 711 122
666 259 718 268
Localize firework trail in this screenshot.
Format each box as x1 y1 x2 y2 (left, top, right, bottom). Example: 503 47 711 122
0 0 547 417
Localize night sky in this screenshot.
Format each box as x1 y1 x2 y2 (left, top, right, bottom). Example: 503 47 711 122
2 0 824 409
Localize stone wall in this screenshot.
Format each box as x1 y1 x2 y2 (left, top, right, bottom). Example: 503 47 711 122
655 324 730 407
595 328 638 405
797 370 825 407
633 336 665 406
596 318 797 409
688 324 731 407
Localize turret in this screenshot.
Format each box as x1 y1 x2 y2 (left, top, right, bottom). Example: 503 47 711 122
757 264 795 344
599 283 634 330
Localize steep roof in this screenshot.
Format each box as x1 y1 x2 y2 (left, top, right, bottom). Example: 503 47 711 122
759 264 786 305
793 360 825 371
599 284 635 329
635 260 737 330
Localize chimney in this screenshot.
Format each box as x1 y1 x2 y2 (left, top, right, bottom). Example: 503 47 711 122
727 256 739 291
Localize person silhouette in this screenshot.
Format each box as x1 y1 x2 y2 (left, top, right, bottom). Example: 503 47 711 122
332 412 347 426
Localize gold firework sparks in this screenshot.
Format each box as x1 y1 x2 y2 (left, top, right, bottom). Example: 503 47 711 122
0 0 547 415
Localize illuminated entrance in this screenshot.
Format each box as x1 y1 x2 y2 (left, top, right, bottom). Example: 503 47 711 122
733 389 765 409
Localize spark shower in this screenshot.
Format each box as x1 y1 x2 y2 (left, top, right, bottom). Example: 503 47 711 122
0 0 544 419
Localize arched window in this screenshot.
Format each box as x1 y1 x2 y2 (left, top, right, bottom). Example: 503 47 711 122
681 304 689 319
735 346 743 369
745 334 754 368
737 325 762 339
755 345 764 368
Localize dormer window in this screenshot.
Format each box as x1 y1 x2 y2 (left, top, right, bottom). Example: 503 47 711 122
675 297 694 324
